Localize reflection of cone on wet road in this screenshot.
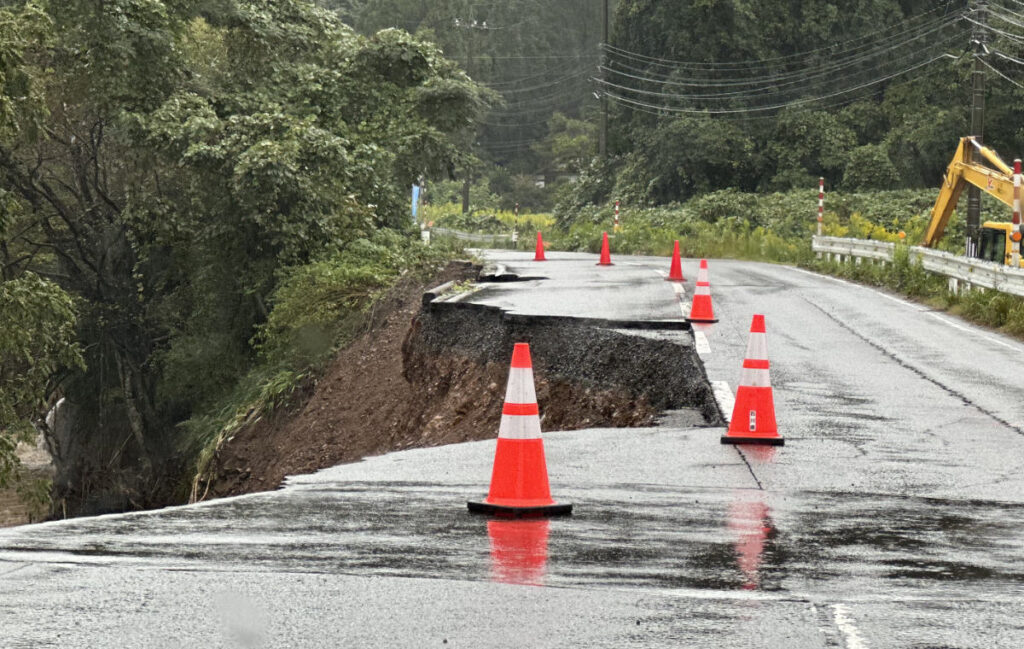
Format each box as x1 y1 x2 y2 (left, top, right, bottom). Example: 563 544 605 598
597 231 613 266
666 240 685 281
488 518 549 586
534 231 547 261
468 343 572 517
687 259 717 323
728 495 774 590
721 314 784 445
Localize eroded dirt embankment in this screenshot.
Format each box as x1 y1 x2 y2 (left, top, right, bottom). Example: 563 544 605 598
205 262 719 498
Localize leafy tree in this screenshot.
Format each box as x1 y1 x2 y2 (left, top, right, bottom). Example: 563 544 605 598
0 0 489 512
531 112 597 176
843 144 901 190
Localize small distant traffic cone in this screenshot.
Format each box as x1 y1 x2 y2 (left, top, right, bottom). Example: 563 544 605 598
534 231 547 261
721 314 784 446
666 240 686 281
596 231 613 266
468 343 573 517
687 259 718 323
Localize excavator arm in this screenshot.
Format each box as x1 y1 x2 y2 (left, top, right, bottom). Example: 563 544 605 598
922 137 1015 247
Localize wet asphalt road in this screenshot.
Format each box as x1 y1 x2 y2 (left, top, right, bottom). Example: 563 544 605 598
2 251 1024 648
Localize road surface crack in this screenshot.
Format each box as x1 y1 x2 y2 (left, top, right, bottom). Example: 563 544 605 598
734 447 764 490
804 298 1024 439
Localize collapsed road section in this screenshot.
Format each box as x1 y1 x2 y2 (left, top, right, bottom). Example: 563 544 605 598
410 277 722 431
208 260 721 499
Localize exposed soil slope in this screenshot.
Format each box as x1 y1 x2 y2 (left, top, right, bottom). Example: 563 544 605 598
206 261 716 498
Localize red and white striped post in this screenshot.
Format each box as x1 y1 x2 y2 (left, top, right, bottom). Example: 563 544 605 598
513 202 520 248
817 177 824 237
613 200 620 232
1013 160 1021 267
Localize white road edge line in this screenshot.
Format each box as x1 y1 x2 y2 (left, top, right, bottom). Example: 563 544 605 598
788 266 924 311
694 330 711 355
787 266 1024 352
832 604 869 649
711 381 734 419
925 311 1021 351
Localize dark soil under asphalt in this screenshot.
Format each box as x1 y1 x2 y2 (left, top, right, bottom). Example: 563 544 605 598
205 261 718 498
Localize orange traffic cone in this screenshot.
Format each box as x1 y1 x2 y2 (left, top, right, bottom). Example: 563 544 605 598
534 231 547 261
596 231 613 266
687 259 718 323
666 240 685 281
721 314 784 445
468 343 573 517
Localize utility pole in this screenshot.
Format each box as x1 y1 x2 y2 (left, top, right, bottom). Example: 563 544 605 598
599 0 608 158
967 0 988 257
460 15 475 214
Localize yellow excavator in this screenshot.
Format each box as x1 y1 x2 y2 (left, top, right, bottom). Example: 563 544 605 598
922 136 1023 266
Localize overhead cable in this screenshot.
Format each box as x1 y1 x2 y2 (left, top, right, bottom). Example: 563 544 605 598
595 53 954 115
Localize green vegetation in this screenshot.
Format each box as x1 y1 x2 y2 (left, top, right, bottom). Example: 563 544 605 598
599 0 1024 206
5 0 1024 519
0 273 82 489
422 201 554 234
0 0 485 513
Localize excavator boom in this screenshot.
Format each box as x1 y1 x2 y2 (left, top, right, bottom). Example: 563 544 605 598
922 137 1015 248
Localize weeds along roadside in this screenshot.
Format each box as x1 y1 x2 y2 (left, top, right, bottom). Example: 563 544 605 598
182 231 467 503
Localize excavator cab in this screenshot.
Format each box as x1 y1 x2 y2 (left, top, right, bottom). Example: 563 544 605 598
978 223 1009 264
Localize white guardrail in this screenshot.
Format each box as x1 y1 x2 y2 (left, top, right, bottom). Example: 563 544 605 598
812 235 1024 298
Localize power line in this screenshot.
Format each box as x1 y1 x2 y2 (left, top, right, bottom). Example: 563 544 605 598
598 4 966 71
596 52 955 116
978 53 1024 87
603 56 953 123
599 28 966 98
600 16 966 88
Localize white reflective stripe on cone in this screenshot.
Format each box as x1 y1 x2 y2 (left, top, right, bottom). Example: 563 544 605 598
504 367 538 405
745 333 768 362
739 367 771 387
694 283 711 296
497 413 543 439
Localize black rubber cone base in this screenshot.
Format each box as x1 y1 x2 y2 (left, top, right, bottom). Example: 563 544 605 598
688 317 719 324
720 435 784 446
467 500 573 518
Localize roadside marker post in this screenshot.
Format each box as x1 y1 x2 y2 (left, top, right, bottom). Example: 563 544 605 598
816 177 825 258
817 177 824 237
1012 159 1021 267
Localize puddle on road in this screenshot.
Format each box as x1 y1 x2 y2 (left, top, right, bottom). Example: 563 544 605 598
3 484 1023 599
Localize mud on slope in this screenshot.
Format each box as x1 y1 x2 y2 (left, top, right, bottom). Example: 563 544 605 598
205 262 720 499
